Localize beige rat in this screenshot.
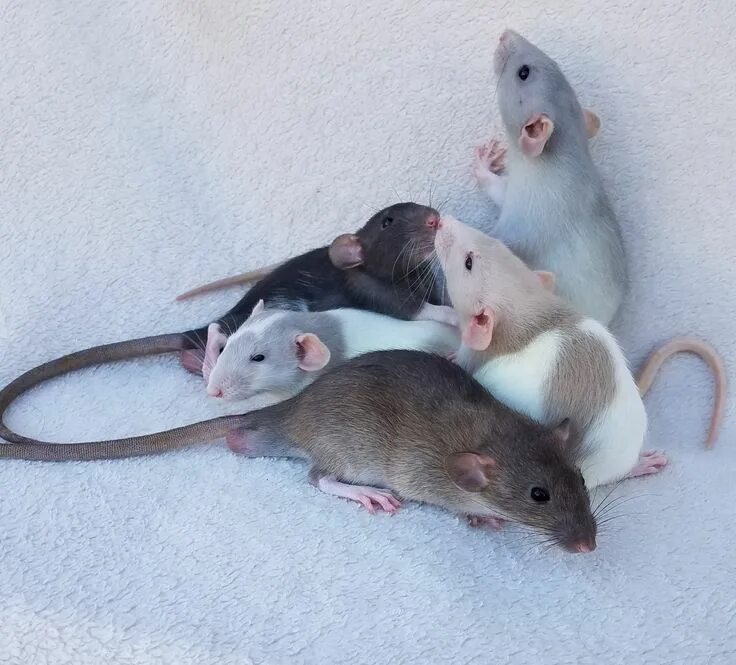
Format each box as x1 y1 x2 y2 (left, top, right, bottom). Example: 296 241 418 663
434 215 725 487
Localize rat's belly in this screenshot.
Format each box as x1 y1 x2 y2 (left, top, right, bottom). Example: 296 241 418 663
472 330 563 424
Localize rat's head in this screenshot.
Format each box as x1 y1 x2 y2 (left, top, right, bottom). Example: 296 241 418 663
435 215 552 351
494 29 600 158
446 420 597 553
206 301 331 401
328 202 440 283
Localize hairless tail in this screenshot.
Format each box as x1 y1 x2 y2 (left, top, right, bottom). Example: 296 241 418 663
636 336 727 449
0 333 249 461
175 262 283 301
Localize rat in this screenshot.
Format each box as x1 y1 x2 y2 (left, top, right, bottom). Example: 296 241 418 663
205 299 460 402
0 347 597 554
224 350 597 553
0 202 457 447
473 29 626 326
185 201 457 379
434 214 726 487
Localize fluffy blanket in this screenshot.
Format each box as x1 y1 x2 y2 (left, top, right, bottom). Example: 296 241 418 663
0 1 733 663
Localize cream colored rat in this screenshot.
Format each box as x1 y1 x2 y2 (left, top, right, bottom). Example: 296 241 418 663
435 215 725 487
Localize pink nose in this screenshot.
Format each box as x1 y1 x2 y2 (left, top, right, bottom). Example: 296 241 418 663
208 386 223 398
500 29 511 43
426 214 440 229
575 542 596 554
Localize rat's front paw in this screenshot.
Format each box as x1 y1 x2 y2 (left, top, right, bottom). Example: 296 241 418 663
473 138 507 183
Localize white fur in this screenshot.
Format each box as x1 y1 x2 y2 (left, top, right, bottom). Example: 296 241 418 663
331 309 460 358
577 319 648 487
470 318 647 487
471 329 564 421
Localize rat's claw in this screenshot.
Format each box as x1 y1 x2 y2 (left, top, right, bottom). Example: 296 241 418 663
626 450 669 479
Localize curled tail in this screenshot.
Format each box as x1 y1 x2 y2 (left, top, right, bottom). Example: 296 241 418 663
636 336 726 448
0 332 213 459
175 262 282 301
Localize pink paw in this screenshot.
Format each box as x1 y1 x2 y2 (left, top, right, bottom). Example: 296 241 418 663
446 351 457 363
180 349 205 376
474 138 507 181
316 476 402 514
467 514 506 530
351 487 402 514
627 450 668 478
226 430 251 454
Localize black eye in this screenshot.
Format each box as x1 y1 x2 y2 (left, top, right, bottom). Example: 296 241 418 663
381 217 394 229
518 65 530 81
464 253 473 271
250 354 265 362
530 487 550 502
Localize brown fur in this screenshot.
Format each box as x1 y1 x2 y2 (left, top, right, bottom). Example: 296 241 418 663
233 350 596 551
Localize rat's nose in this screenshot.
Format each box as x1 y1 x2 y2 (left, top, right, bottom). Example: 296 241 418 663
426 213 440 229
207 385 224 398
573 540 596 554
499 29 517 44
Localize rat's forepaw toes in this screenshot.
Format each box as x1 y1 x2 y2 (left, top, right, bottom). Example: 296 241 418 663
467 514 506 531
627 450 669 478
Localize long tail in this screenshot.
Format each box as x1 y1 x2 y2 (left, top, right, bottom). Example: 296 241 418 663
636 336 727 449
175 262 282 301
0 332 227 460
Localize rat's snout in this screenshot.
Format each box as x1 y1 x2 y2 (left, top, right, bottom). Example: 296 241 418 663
207 384 224 398
426 212 440 229
499 29 520 45
565 535 597 554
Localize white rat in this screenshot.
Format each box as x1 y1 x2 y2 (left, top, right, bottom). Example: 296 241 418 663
474 29 624 325
434 215 725 487
205 299 460 402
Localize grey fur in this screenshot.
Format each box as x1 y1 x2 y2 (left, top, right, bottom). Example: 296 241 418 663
487 30 627 326
208 309 346 401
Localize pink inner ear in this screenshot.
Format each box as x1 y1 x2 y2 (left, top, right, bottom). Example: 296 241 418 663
296 333 331 372
447 452 497 492
328 234 364 270
519 114 554 157
535 271 556 291
583 109 601 138
461 308 495 351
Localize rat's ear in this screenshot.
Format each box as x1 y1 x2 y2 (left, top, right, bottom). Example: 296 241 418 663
295 333 331 372
535 270 556 292
461 307 495 351
519 113 554 157
446 452 497 492
251 299 266 317
583 109 601 138
328 233 364 270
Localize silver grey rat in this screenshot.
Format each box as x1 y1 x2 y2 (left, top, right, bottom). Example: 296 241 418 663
474 29 625 325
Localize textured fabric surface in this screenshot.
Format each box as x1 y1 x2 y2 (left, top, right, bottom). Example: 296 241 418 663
1 2 734 663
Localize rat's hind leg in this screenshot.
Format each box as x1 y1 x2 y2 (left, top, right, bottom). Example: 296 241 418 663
474 138 508 207
308 469 402 514
180 349 206 376
626 450 668 479
226 427 303 459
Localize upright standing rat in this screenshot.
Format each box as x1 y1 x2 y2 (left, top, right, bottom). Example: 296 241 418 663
435 215 726 487
205 300 460 402
0 203 456 447
0 347 597 554
474 29 624 325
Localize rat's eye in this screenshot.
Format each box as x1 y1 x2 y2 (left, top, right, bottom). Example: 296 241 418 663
518 65 530 81
382 217 394 229
250 354 265 362
464 253 473 271
530 487 550 502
